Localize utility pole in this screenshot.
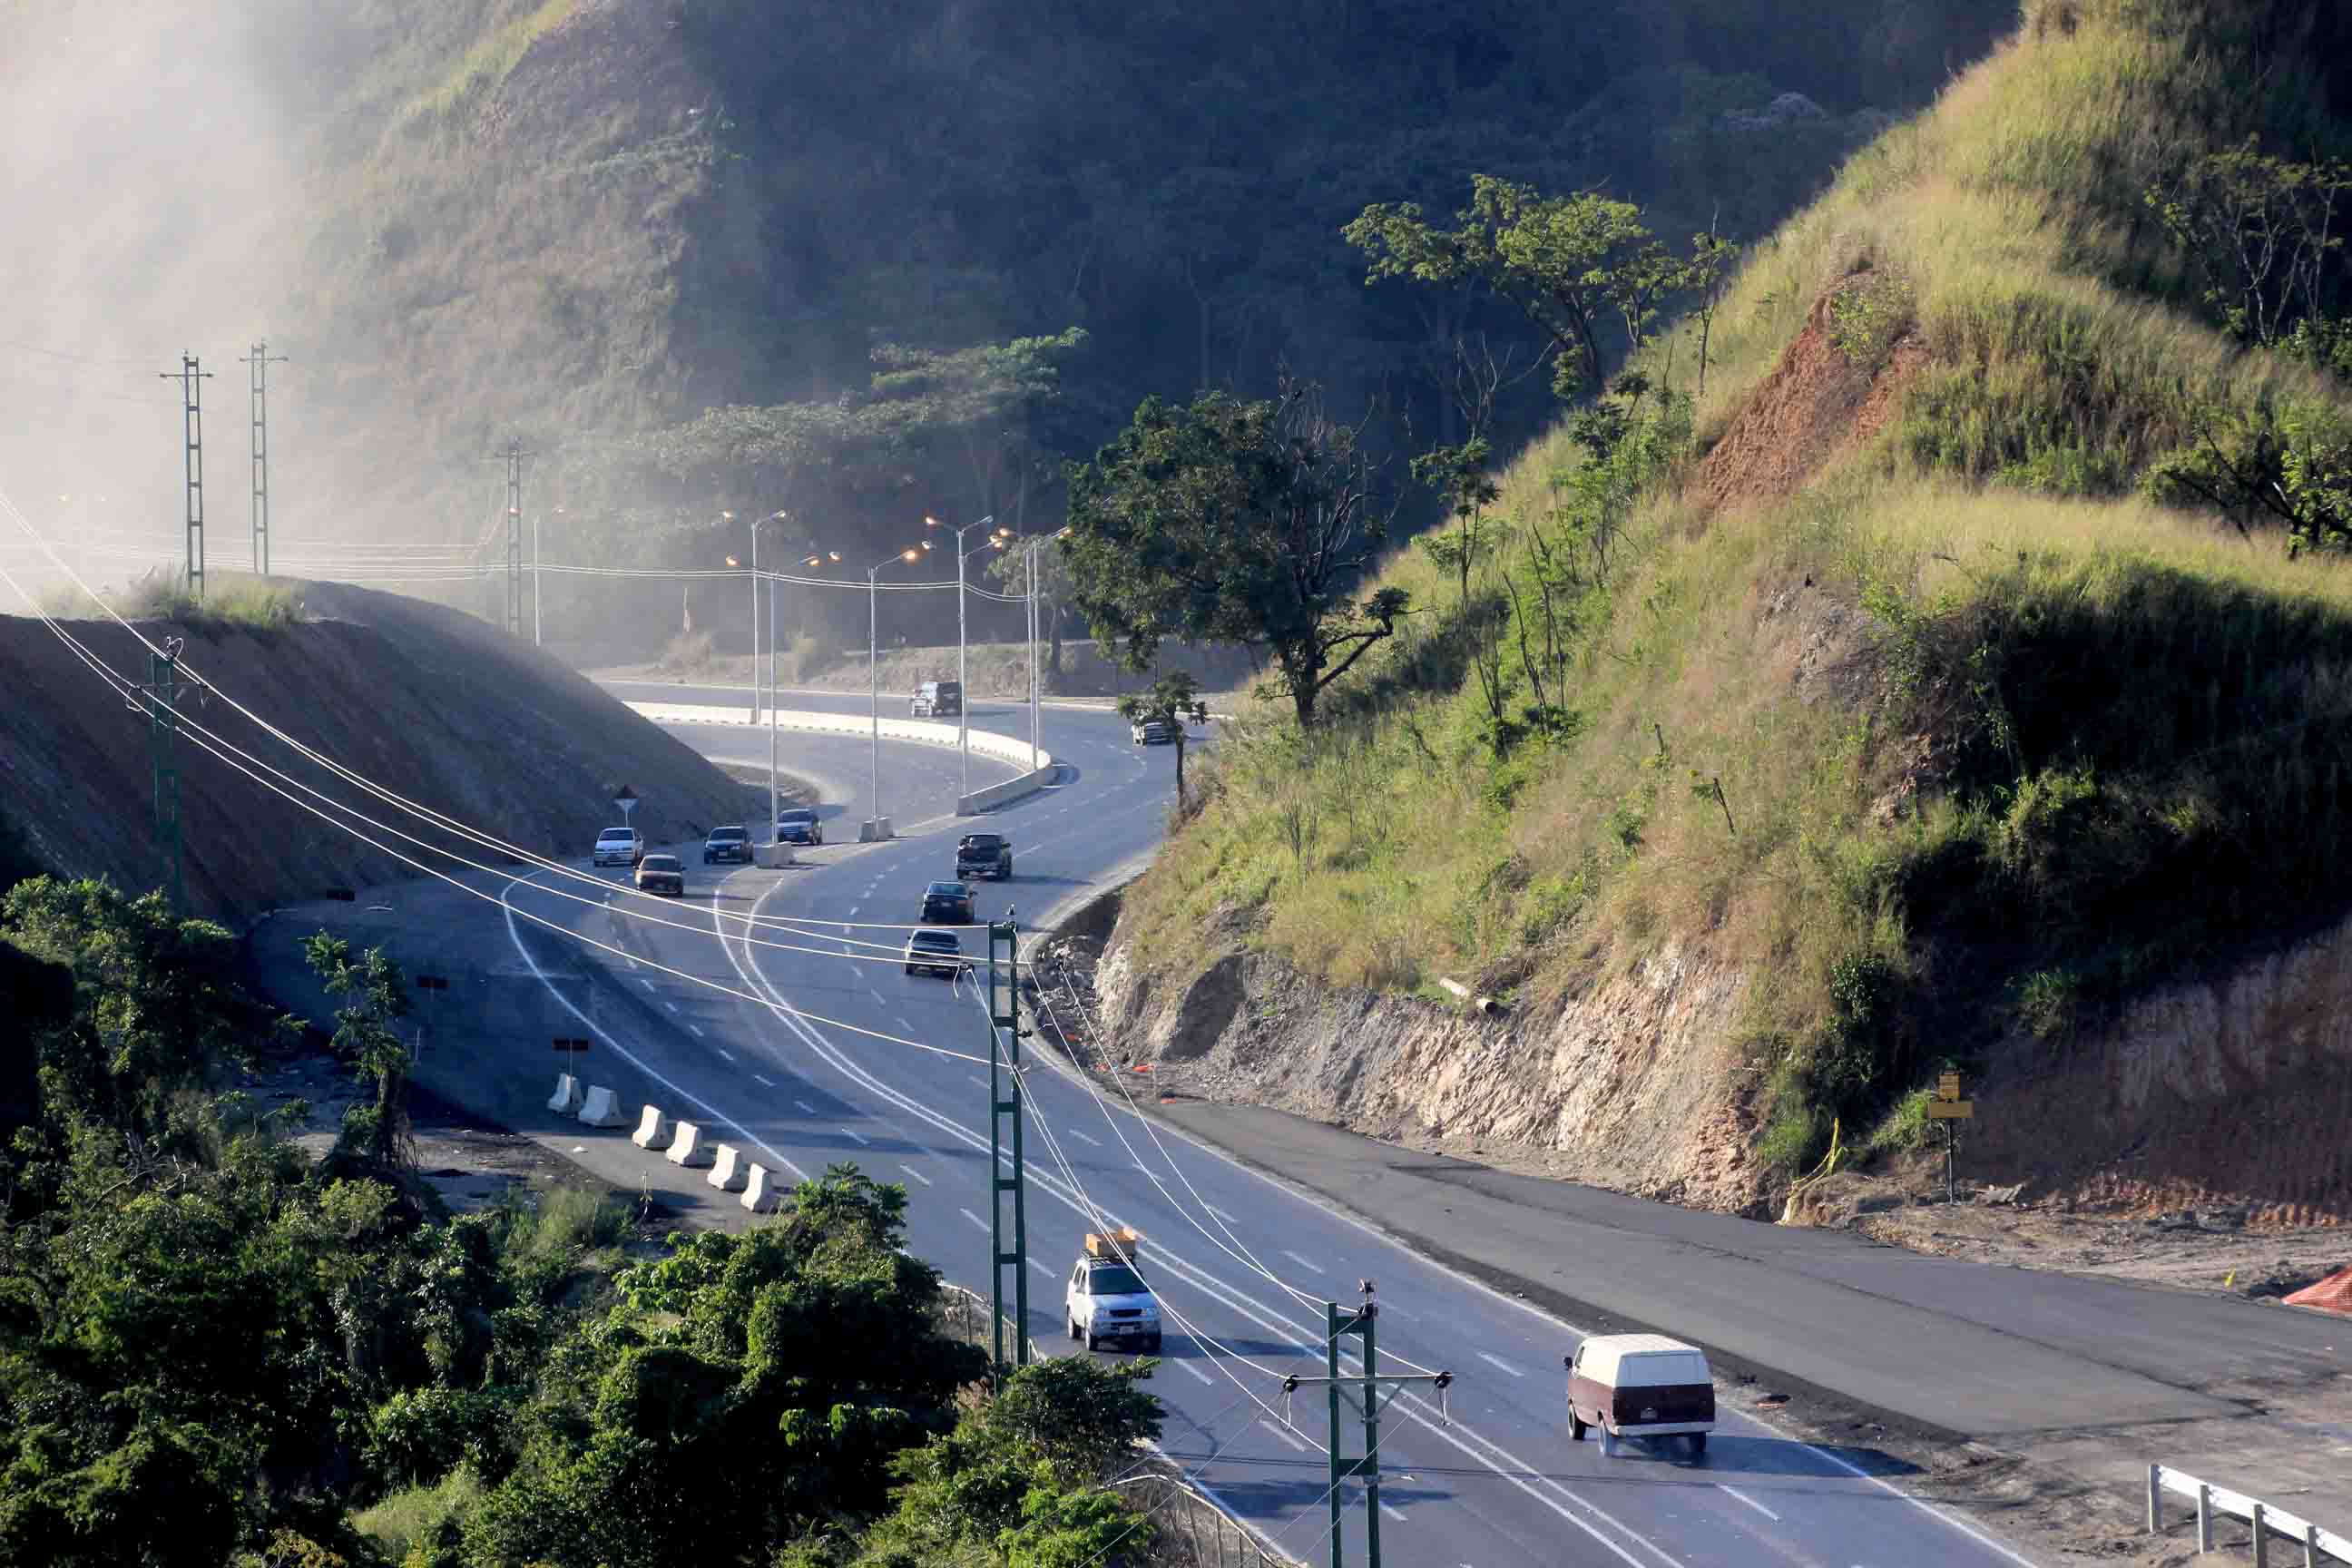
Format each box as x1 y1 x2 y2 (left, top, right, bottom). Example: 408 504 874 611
986 914 1032 1383
241 343 287 576
160 355 213 599
1279 1281 1455 1568
142 638 199 911
502 440 529 637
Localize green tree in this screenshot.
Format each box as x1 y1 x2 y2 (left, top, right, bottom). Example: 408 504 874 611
1116 671 1202 808
300 934 413 1169
1000 1476 1151 1568
1065 384 1408 730
981 1355 1163 1485
1346 176 1685 399
2147 139 2352 350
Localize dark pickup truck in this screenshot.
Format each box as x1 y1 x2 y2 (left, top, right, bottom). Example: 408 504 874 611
956 832 1013 880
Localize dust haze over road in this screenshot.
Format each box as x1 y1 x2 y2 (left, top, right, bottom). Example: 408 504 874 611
0 0 321 593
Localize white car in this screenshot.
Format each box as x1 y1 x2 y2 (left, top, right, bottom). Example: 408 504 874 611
592 827 642 867
1065 1255 1162 1352
1132 718 1173 745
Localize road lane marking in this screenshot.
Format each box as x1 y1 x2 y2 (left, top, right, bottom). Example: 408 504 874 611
795 1100 818 1114
1260 1419 1310 1453
1176 1359 1213 1385
1066 1129 1102 1148
715 877 1687 1568
868 986 887 1004
663 1001 678 1013
1714 1485 1779 1523
754 1074 776 1087
1475 1352 1524 1378
638 977 656 991
688 1024 705 1036
1203 1204 1238 1224
1029 1258 1055 1279
898 1163 933 1186
960 1207 987 1232
1380 1504 1408 1524
840 1126 869 1145
718 1049 735 1062
1280 1250 1321 1274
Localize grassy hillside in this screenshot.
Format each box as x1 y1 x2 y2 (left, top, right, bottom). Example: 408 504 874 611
1120 0 2352 1179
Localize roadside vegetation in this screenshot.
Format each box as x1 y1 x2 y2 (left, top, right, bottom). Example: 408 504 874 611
111 570 309 636
0 868 1167 1566
1106 0 2352 1178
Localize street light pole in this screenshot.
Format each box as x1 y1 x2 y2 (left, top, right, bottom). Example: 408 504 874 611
865 542 927 838
925 514 999 796
532 509 543 647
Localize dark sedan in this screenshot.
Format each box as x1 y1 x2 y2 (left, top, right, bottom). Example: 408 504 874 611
920 881 975 923
774 807 824 846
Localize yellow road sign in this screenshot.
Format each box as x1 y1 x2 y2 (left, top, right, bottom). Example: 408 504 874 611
1926 1099 1974 1120
1936 1071 1963 1101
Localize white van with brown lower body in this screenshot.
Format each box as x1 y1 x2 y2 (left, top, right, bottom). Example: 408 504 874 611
1566 1333 1716 1457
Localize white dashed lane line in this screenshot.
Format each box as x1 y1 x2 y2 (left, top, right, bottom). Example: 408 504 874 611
1475 1352 1524 1378
718 1049 735 1062
1280 1250 1321 1274
1260 1419 1310 1453
1175 1359 1213 1385
663 1002 678 1014
638 977 656 992
754 1074 776 1088
1380 1504 1408 1524
1066 1129 1102 1148
794 1100 818 1114
897 1163 933 1186
1716 1485 1780 1523
959 1208 987 1232
840 1127 869 1145
688 1024 704 1037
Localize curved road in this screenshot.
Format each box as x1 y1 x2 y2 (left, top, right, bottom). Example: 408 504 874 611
468 684 2033 1568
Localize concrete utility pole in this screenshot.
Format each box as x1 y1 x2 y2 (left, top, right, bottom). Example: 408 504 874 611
241 343 287 576
160 355 213 599
986 915 1032 1383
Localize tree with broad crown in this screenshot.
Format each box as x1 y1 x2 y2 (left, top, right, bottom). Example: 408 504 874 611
1064 381 1407 730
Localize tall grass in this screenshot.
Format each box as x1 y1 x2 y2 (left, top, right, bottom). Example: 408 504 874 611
398 0 577 126
111 573 307 637
1122 0 2352 1178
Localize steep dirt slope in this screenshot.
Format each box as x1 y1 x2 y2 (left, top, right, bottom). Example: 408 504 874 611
0 583 740 922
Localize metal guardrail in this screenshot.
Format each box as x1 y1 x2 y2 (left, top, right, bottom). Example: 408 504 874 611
2151 1465 2351 1564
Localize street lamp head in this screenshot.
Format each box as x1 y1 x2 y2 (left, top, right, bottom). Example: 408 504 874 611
923 514 941 529
724 555 740 568
720 511 735 521
918 540 933 552
900 548 921 563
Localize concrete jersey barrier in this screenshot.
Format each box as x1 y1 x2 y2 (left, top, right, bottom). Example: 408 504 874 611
665 1120 715 1168
631 1104 673 1151
576 1084 627 1128
627 703 1055 815
741 1163 784 1214
546 1073 583 1114
707 1143 750 1192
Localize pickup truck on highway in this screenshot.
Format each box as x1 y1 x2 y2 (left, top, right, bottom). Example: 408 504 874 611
955 832 1013 880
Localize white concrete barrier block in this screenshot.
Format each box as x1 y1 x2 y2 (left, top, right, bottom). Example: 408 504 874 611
576 1084 627 1128
546 1073 582 1114
858 817 894 842
666 1120 715 1168
755 841 797 868
741 1163 784 1214
631 1104 674 1150
707 1143 750 1191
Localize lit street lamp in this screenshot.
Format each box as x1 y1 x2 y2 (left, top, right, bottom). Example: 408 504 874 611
866 541 930 838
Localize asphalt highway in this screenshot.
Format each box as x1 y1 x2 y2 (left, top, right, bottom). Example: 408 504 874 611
468 689 2043 1568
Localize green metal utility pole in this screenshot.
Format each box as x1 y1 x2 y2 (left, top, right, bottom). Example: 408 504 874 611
986 914 1031 1383
1280 1282 1453 1568
145 641 197 911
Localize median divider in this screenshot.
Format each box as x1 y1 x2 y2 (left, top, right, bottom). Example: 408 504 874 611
576 1084 626 1128
741 1164 783 1214
546 1073 583 1115
707 1143 750 1192
626 702 1055 814
631 1104 673 1151
665 1120 714 1168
